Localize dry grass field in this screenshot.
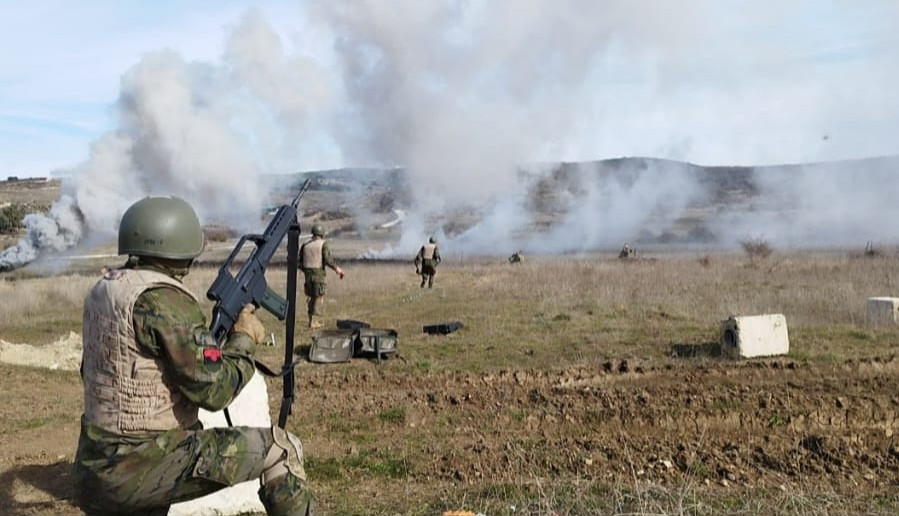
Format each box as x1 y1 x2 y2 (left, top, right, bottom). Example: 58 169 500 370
2 247 899 515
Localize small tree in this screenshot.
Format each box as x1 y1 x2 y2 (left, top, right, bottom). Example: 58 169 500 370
0 204 27 234
740 238 773 262
864 241 882 258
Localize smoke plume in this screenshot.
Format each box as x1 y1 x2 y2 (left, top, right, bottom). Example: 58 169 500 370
311 0 899 257
1 10 329 271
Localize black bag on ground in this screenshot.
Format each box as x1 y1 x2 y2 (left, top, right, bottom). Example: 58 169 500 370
422 321 464 335
337 319 371 330
309 329 356 363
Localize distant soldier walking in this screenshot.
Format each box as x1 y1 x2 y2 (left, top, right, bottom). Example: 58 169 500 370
299 223 345 329
414 236 441 289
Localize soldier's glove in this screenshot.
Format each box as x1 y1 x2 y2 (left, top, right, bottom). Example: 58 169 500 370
232 304 267 345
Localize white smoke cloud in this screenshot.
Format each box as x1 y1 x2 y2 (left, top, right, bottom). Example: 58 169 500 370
311 0 719 256
1 9 327 271
710 157 899 248
312 0 899 257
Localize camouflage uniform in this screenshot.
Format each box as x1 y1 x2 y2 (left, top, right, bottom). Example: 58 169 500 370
74 258 313 516
299 236 343 322
414 240 441 288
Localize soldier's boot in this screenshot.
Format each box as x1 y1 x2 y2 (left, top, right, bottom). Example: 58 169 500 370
260 428 315 516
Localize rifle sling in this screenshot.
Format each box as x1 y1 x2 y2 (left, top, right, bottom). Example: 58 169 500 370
277 222 301 428
254 358 302 378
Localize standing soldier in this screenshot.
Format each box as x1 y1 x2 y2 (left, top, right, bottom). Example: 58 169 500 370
74 196 314 516
414 236 441 289
299 222 345 330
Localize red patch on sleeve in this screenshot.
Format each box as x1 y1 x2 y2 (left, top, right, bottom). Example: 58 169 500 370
203 348 222 363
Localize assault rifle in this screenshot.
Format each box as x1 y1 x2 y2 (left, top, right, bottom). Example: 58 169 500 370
207 179 310 344
206 179 310 428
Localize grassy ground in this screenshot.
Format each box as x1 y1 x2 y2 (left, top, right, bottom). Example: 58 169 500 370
6 250 897 365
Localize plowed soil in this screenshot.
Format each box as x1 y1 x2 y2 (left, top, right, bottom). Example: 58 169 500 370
3 352 898 515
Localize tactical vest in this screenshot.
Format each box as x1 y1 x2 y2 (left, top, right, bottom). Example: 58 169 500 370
421 243 437 260
301 238 324 270
82 268 200 434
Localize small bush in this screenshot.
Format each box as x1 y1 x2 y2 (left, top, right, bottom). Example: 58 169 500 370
202 225 236 243
697 255 712 268
0 204 28 234
378 407 406 424
740 238 773 260
863 241 882 258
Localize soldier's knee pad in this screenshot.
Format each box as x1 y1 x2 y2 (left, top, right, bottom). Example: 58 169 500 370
261 427 307 485
260 474 314 516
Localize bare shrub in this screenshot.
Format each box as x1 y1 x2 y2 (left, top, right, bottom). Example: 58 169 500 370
740 238 773 261
0 204 28 234
863 241 882 258
203 225 235 243
697 254 712 268
319 209 353 221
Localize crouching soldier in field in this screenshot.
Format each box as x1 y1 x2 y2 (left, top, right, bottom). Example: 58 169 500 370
299 222 345 330
508 250 524 265
414 236 441 288
74 196 314 516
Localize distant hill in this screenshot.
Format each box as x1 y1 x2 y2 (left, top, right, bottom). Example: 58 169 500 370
263 154 899 248
3 155 898 255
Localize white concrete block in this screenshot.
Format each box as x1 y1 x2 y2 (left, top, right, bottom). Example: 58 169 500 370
866 297 899 326
169 370 270 516
720 314 790 359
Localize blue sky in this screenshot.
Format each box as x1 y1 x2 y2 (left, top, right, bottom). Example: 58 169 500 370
2 0 898 178
0 0 306 178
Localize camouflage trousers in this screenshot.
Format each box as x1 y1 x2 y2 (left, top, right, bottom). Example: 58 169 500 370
303 275 326 316
74 424 313 516
419 267 435 288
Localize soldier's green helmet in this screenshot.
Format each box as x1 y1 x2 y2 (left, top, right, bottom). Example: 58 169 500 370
311 223 325 237
118 196 205 259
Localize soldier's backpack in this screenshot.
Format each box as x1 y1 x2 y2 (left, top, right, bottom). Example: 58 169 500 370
308 329 356 363
355 328 398 362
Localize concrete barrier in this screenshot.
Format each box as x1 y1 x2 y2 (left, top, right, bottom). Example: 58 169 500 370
720 314 790 359
866 297 899 326
168 370 270 516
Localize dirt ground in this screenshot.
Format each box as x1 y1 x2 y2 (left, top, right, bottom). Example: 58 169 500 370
2 348 898 515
